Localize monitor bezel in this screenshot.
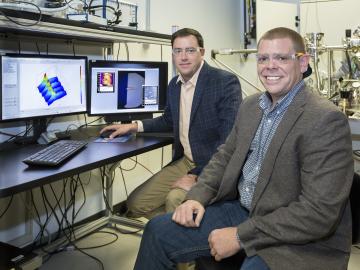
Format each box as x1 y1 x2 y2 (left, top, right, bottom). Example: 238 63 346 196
87 60 168 120
0 53 88 122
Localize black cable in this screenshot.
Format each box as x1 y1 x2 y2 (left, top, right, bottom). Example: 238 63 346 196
107 9 122 26
88 4 117 13
63 0 88 12
125 42 129 60
119 156 138 171
160 44 163 62
35 42 41 54
116 156 156 200
73 43 76 56
114 224 142 234
80 170 92 186
3 119 42 143
30 189 49 247
87 0 95 13
40 187 50 221
46 116 55 127
75 230 119 250
44 220 105 270
101 166 116 190
46 178 78 251
117 156 155 199
84 2 122 26
78 116 103 129
114 0 120 10
39 186 63 246
346 50 354 79
83 113 88 127
59 178 76 240
161 146 164 168
70 243 105 270
0 195 14 218
28 178 104 270
69 175 86 224
100 167 115 214
117 43 120 60
63 178 78 238
0 1 42 27
1 127 28 141
118 166 129 197
49 181 71 240
129 157 154 175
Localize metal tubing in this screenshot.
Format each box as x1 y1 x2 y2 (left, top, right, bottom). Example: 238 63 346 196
327 50 333 98
211 58 262 96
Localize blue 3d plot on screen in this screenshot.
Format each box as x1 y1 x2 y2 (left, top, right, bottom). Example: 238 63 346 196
37 74 67 106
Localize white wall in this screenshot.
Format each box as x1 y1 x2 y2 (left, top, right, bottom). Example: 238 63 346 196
300 0 359 45
149 0 242 62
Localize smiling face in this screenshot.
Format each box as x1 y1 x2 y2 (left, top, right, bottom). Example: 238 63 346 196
172 35 205 82
257 38 309 103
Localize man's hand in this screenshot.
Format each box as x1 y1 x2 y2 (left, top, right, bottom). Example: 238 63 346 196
172 200 205 227
208 227 241 261
171 174 197 191
100 123 138 139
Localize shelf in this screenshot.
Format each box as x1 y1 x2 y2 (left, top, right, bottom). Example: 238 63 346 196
0 9 171 45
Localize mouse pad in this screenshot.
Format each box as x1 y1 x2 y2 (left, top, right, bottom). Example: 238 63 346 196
94 133 133 143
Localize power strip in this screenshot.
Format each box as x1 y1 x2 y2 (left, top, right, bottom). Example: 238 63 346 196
67 14 108 25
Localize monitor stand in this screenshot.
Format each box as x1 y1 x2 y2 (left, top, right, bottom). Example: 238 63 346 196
104 113 153 124
14 118 47 145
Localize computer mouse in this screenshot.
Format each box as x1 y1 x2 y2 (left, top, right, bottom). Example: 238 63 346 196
100 130 115 139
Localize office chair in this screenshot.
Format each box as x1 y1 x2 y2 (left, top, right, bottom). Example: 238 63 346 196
196 172 360 270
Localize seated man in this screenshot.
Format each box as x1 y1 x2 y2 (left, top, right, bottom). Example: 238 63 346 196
101 28 242 219
133 27 354 270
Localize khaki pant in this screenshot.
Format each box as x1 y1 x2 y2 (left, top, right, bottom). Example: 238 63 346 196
126 156 196 219
127 156 196 270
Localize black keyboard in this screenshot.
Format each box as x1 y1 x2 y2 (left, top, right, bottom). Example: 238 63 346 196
23 140 88 166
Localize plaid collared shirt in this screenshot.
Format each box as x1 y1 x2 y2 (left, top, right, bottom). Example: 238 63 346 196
238 80 305 210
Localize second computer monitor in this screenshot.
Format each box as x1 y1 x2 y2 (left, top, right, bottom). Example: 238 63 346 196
88 60 168 122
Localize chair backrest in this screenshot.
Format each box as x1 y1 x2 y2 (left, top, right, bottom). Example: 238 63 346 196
350 172 360 244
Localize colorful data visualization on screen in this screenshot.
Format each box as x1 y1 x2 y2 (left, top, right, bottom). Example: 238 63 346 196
37 74 67 105
1 55 87 121
18 60 84 112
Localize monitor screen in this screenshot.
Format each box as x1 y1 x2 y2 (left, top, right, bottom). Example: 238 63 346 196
0 54 87 122
88 60 168 122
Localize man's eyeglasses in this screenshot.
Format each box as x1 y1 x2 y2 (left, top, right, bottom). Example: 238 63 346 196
172 47 203 56
256 53 305 65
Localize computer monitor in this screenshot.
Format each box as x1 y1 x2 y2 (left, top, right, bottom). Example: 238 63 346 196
0 54 88 122
88 60 168 122
0 54 87 143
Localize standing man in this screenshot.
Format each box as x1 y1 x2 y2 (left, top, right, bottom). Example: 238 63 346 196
101 28 242 218
133 27 353 270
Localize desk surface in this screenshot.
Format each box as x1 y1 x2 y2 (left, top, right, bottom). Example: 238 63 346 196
0 135 173 198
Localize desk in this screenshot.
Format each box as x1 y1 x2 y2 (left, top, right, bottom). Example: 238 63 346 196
0 132 173 268
0 134 173 198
